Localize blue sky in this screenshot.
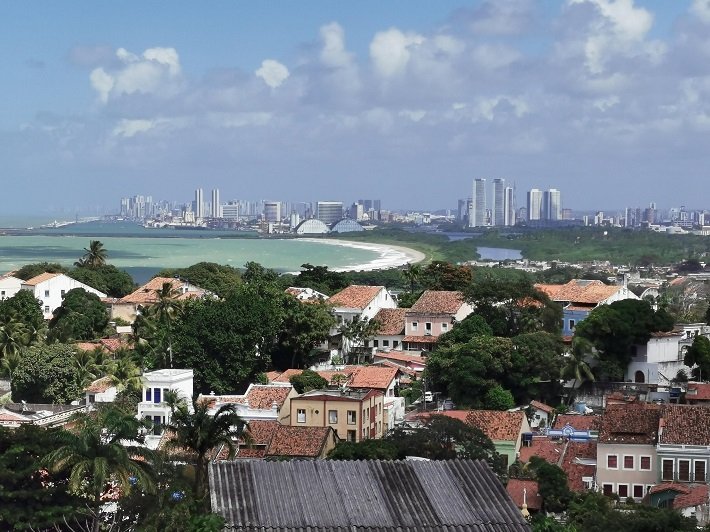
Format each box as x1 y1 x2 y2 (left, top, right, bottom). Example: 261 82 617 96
1 1 708 214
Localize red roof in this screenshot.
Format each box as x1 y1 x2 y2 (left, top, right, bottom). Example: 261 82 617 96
553 414 600 432
22 272 62 286
119 277 206 304
403 335 439 343
529 400 554 415
561 441 597 492
506 479 542 511
519 438 564 465
348 366 398 390
85 376 114 393
408 290 465 315
373 351 427 365
372 308 407 335
599 403 659 445
659 404 710 445
466 410 527 442
534 280 621 305
327 285 384 310
685 382 710 401
265 425 333 458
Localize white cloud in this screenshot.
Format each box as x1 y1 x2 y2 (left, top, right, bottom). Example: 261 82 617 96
320 22 352 68
471 44 521 69
89 46 183 103
370 28 424 77
691 0 710 24
399 109 427 122
112 119 157 137
255 59 290 88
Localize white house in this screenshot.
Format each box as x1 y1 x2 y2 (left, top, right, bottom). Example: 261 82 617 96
85 376 118 405
0 274 23 301
20 272 107 319
626 331 688 385
137 368 194 449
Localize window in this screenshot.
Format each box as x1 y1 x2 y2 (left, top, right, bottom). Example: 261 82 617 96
603 484 613 496
347 430 356 442
662 459 674 481
373 340 379 348
617 484 628 498
1 290 5 296
640 456 651 470
382 340 390 347
44 306 50 313
441 323 448 331
152 415 162 436
623 456 634 470
394 341 399 348
145 388 152 402
569 319 576 330
44 290 50 298
607 455 618 469
347 410 356 425
61 289 66 297
679 460 690 482
88 394 96 403
328 410 338 424
633 485 644 499
411 322 418 330
153 388 161 404
297 409 306 423
695 461 706 482
425 322 432 331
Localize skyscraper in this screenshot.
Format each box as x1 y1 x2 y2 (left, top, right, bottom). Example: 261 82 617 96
527 189 543 221
543 189 561 221
469 179 486 227
492 178 505 227
195 188 204 219
504 186 515 226
263 201 281 223
316 201 344 225
211 189 221 218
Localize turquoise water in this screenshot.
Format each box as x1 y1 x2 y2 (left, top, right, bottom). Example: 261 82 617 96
0 222 382 283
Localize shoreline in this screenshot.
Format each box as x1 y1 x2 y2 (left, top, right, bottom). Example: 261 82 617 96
296 238 426 272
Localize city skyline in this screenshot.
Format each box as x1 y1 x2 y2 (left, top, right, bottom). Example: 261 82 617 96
2 1 708 213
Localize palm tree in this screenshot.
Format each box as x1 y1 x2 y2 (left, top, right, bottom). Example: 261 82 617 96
73 349 102 387
402 263 423 293
78 240 108 268
0 319 29 357
564 337 596 404
0 351 21 381
108 356 142 393
44 409 154 532
147 282 183 368
166 400 247 503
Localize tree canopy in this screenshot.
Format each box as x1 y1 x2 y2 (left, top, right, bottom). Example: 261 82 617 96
48 288 109 342
12 344 84 403
70 264 135 297
158 262 242 298
289 369 328 393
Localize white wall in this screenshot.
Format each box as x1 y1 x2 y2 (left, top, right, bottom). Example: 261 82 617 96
0 276 23 300
23 274 107 319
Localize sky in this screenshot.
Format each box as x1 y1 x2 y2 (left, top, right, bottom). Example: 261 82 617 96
1 0 709 214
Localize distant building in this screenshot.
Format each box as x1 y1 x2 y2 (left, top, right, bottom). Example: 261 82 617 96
194 188 205 219
492 178 506 227
211 189 221 218
0 274 23 300
331 219 364 233
527 189 543 221
543 189 561 221
294 218 329 234
505 186 516 226
222 202 240 220
316 201 344 225
469 178 486 227
263 201 281 223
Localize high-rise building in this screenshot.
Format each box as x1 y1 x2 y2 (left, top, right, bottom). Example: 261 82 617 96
316 201 344 225
195 189 204 219
527 189 543 221
543 189 561 221
263 201 282 223
504 186 515 226
469 179 486 227
211 189 221 218
492 179 505 227
222 202 240 220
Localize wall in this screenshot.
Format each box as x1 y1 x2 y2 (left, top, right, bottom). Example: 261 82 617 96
596 442 657 499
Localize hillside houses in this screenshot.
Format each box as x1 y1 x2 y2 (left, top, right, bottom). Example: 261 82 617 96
20 272 107 319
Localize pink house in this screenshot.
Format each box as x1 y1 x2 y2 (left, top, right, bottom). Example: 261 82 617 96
402 290 473 352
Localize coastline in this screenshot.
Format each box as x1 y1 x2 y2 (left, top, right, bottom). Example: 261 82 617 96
296 238 426 272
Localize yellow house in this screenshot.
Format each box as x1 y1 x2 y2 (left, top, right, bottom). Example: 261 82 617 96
290 388 385 442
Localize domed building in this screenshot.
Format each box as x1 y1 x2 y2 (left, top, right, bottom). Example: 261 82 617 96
294 218 330 235
331 218 364 233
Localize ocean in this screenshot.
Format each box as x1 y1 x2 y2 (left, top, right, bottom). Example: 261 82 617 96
0 221 382 283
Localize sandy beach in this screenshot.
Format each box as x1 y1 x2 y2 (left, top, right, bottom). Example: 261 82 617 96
297 238 426 272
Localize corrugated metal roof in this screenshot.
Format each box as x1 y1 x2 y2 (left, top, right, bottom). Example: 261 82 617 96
210 460 530 531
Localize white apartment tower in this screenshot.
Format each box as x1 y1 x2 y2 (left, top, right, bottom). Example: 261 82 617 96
264 201 282 223
211 189 221 218
504 186 515 226
492 178 505 227
527 188 543 221
194 188 205 219
543 189 562 221
469 179 487 227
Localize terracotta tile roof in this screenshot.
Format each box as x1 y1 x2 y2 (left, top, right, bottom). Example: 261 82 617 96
22 272 62 286
529 400 554 415
674 484 709 510
265 370 282 382
669 276 687 287
534 280 620 305
75 342 102 352
403 335 439 343
650 330 684 338
271 367 357 385
0 410 26 422
376 360 417 377
519 438 564 464
409 290 465 314
562 441 597 492
99 338 127 352
246 420 280 445
648 482 691 496
466 410 526 442
119 277 204 305
265 425 333 458
659 404 710 445
348 366 398 390
506 479 542 511
85 376 114 393
685 382 710 401
327 285 384 310
200 386 292 411
372 308 407 335
599 403 660 445
553 414 601 432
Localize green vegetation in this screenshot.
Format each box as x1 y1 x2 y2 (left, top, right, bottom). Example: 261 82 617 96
48 288 110 342
11 344 84 403
158 261 242 298
289 369 328 393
